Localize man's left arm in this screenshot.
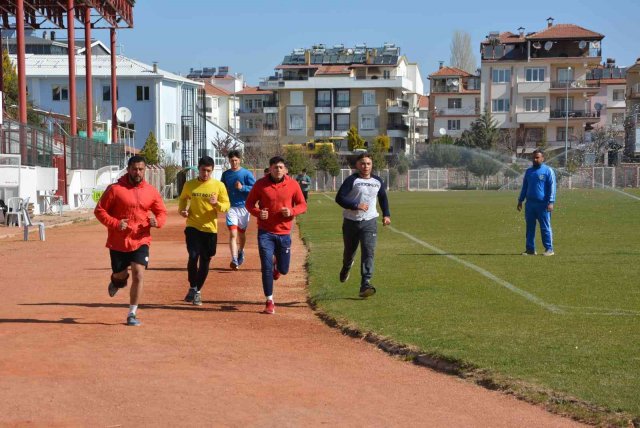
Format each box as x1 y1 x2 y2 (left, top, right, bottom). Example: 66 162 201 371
241 170 256 194
377 178 391 225
290 181 308 216
546 168 557 211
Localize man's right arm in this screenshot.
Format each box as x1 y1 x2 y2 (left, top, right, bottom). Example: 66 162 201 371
94 185 119 229
335 175 359 210
518 171 528 203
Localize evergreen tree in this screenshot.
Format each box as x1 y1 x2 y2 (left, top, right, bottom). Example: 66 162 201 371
347 126 365 150
140 131 160 165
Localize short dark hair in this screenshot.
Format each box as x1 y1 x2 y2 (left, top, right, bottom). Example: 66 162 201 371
269 156 287 167
198 156 215 168
264 167 270 174
533 149 545 157
356 152 372 161
128 155 146 166
228 150 242 160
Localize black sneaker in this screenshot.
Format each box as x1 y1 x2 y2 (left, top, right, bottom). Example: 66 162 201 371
184 288 196 302
126 314 141 326
108 281 118 297
193 292 203 306
359 283 377 298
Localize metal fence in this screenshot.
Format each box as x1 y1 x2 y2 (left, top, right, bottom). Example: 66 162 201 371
0 119 126 169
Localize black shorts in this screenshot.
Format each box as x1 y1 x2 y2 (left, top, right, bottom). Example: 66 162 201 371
185 227 217 259
109 245 149 273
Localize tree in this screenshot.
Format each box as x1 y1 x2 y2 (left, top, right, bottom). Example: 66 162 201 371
347 126 365 150
140 131 161 165
210 134 241 166
449 30 477 74
2 49 18 117
456 111 499 150
418 143 463 167
374 135 390 152
284 145 314 176
369 135 389 172
465 151 503 189
589 125 623 164
316 144 340 190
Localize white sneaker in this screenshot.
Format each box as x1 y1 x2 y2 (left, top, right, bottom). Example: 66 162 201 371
543 250 555 256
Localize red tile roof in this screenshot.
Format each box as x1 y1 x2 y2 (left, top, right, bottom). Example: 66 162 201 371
203 81 231 96
599 78 626 84
481 31 526 45
236 86 273 95
527 24 604 40
429 66 472 78
419 95 429 109
275 64 319 69
315 65 351 75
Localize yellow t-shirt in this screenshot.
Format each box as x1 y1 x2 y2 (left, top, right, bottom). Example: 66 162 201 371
178 178 230 233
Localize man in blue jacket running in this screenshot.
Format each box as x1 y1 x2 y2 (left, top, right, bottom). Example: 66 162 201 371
517 149 557 256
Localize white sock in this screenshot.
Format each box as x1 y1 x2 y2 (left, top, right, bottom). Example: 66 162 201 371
129 305 138 315
266 295 273 301
196 290 201 294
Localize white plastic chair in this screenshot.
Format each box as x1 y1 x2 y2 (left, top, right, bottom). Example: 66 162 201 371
5 197 23 227
21 197 46 241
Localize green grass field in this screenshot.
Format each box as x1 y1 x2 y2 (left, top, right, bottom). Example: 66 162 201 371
298 189 640 421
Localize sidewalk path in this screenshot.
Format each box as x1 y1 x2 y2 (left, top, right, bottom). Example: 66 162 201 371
0 210 582 426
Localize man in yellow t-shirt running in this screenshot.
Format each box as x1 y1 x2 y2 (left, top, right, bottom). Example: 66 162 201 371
178 156 230 306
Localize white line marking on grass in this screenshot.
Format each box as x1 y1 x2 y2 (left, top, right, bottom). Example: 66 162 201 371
322 193 563 314
387 226 564 314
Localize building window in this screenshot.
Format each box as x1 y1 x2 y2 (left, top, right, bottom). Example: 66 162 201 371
334 114 350 131
557 127 574 142
448 98 462 109
211 98 219 108
136 85 150 101
360 114 376 130
612 89 625 101
265 113 278 129
525 68 545 82
290 91 303 105
492 98 510 112
525 128 543 143
244 99 253 110
362 90 376 105
557 97 574 111
316 90 331 107
165 123 176 139
447 119 461 131
492 69 511 83
383 70 391 79
611 112 624 126
334 90 350 107
557 68 574 83
288 113 304 130
315 113 331 131
525 98 545 112
52 85 68 101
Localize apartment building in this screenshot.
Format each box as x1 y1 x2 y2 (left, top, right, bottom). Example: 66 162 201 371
236 86 278 147
186 67 242 134
428 64 480 140
587 61 626 144
625 59 640 155
416 95 429 143
258 43 424 154
480 18 604 152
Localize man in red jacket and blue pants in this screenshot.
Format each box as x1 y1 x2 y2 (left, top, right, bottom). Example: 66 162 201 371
95 155 167 326
245 156 307 314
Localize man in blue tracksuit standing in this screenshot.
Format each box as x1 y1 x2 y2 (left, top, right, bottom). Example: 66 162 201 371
335 153 391 297
517 149 557 256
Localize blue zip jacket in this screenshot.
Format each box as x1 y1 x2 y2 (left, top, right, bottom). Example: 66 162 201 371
518 163 556 204
221 168 256 208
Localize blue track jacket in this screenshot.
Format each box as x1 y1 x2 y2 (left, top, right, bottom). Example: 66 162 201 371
518 164 556 204
221 168 256 208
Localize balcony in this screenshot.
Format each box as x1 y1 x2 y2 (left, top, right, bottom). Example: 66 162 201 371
550 80 600 90
517 81 550 93
387 123 409 138
430 85 460 94
629 87 640 99
550 110 600 120
387 99 409 114
435 107 479 116
238 107 263 114
415 118 429 127
516 111 550 123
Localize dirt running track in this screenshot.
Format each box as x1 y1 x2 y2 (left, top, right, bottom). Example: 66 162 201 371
0 211 581 427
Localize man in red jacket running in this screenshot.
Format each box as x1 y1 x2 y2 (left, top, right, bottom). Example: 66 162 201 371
245 156 307 314
94 155 167 326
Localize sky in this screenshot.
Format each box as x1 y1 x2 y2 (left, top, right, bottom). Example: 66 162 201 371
110 0 640 91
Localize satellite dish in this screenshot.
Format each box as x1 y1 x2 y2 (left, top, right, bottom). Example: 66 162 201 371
544 41 553 51
594 102 603 112
578 41 587 49
451 80 459 87
591 41 600 49
439 128 447 136
116 106 132 123
532 42 542 49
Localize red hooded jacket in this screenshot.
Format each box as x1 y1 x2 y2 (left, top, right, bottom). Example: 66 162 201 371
94 176 167 252
245 175 306 235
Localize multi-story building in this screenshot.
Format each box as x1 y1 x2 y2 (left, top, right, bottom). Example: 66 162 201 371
416 94 429 143
587 61 626 144
625 59 640 156
480 18 604 154
236 86 278 146
186 67 242 133
258 43 424 154
428 64 480 141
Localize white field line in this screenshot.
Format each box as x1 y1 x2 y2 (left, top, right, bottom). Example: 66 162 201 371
320 193 563 314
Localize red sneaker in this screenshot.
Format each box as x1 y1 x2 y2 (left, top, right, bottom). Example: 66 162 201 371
264 299 275 314
273 266 281 280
